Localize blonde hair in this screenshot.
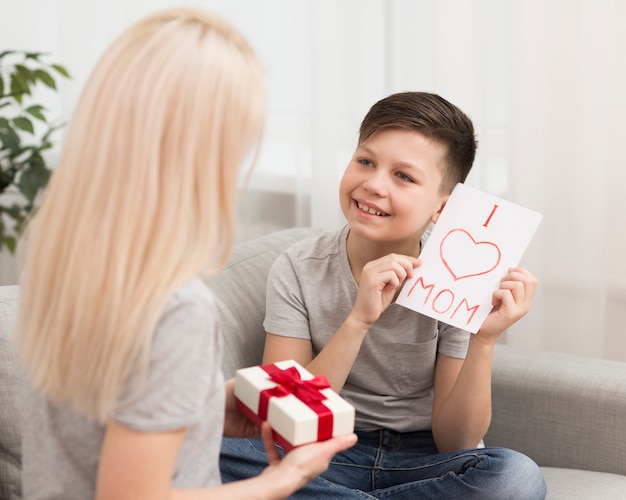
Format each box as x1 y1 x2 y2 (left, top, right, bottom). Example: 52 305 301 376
15 8 266 423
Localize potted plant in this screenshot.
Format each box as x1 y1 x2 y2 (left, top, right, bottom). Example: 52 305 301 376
0 50 70 253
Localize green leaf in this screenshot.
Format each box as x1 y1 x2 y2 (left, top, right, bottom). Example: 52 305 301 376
41 121 64 143
25 149 45 168
51 64 71 79
17 161 51 202
1 204 22 219
25 52 45 60
4 236 17 253
0 127 21 151
0 168 14 191
13 116 34 134
0 50 15 60
25 105 47 122
34 69 56 90
0 75 4 97
33 141 53 154
15 64 36 85
0 117 9 130
10 74 29 103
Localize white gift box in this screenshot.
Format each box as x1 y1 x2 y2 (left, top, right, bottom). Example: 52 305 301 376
234 360 355 451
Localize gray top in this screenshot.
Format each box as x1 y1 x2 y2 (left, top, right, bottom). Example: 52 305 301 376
264 225 470 432
20 278 224 499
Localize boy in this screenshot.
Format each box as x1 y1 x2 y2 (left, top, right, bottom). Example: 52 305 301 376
221 92 546 499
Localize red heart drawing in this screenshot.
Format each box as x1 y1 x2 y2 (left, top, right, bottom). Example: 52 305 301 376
439 228 501 281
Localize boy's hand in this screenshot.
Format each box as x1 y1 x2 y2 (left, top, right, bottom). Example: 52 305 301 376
476 267 537 342
353 253 421 328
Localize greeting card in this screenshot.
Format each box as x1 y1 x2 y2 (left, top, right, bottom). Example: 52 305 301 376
395 183 542 333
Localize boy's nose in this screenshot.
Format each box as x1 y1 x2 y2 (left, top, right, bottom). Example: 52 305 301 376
362 170 389 196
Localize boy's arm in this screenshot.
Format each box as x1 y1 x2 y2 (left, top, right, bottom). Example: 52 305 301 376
263 253 421 393
431 344 494 451
264 312 368 392
430 267 537 452
263 334 313 367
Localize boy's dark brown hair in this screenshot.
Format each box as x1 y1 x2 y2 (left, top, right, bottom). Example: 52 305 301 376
358 91 477 193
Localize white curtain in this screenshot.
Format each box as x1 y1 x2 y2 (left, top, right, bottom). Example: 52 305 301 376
1 0 625 362
506 0 626 361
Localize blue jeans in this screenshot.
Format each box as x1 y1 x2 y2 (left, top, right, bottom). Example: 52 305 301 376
220 429 547 499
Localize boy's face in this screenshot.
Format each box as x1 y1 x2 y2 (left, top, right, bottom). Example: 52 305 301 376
339 128 449 245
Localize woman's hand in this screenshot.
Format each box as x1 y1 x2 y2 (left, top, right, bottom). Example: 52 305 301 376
223 378 260 439
259 422 357 494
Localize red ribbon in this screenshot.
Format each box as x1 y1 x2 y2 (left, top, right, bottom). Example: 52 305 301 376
258 364 334 441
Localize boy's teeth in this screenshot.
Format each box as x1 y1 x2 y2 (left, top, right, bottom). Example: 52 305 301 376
358 202 384 216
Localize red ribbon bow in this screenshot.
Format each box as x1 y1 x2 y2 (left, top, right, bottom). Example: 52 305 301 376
258 363 334 442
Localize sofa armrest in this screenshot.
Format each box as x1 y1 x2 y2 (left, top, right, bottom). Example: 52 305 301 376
486 344 626 476
0 285 22 499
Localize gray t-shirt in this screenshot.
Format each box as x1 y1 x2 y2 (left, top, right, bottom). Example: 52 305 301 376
20 278 224 499
264 225 470 432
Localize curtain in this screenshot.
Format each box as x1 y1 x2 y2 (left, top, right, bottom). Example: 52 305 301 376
507 0 626 361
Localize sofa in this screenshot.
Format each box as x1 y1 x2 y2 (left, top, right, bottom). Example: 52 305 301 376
2 226 626 499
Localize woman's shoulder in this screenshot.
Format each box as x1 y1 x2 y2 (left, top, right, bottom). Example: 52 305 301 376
161 277 217 320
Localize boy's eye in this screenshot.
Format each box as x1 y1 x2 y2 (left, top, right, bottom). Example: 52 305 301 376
358 158 374 167
396 171 414 182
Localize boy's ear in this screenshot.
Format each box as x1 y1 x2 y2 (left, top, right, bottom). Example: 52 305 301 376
430 195 449 224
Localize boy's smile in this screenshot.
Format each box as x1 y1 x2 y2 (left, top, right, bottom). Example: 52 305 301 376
355 200 390 217
339 128 450 251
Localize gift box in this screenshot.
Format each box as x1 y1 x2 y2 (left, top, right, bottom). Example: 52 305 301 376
234 360 355 451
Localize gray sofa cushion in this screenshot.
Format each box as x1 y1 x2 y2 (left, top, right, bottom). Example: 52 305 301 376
204 227 322 379
540 467 626 499
0 285 21 499
487 345 626 476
